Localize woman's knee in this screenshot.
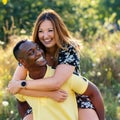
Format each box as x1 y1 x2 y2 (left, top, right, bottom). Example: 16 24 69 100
78 108 99 120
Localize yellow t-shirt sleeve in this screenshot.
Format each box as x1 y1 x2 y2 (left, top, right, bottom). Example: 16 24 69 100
15 94 26 102
70 75 88 94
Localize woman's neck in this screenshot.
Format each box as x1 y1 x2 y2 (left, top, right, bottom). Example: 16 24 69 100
45 46 58 67
46 45 58 56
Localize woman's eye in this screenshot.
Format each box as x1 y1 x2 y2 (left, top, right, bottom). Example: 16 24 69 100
38 30 42 32
49 29 53 32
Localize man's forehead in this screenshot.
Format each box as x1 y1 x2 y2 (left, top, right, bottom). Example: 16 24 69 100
20 41 36 50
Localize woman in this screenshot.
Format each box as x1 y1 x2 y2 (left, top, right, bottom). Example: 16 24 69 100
9 9 99 120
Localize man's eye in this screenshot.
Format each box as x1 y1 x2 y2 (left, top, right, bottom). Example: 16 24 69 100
28 51 34 56
36 46 40 50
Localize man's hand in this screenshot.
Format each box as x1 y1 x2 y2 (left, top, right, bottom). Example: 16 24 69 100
7 80 22 94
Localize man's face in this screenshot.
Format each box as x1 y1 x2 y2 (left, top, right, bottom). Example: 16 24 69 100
19 41 47 68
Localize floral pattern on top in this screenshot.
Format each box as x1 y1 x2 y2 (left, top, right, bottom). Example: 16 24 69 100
58 44 94 109
58 44 80 75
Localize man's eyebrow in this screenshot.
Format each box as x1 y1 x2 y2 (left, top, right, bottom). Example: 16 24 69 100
26 48 34 54
26 44 37 53
27 49 33 52
35 43 39 46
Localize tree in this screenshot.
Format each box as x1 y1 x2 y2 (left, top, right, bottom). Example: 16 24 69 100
0 0 81 46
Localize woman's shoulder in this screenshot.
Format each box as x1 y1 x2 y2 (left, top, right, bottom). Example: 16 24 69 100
60 43 76 53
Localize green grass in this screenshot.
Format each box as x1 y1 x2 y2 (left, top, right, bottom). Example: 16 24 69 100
0 32 120 119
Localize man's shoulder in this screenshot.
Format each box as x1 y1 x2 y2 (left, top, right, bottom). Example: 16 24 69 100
44 65 55 78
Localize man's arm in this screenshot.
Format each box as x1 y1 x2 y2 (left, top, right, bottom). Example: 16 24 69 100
12 66 27 80
83 81 105 120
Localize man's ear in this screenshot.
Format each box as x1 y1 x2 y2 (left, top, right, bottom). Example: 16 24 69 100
19 59 26 66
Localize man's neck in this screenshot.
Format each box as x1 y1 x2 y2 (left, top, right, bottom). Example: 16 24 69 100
28 65 47 79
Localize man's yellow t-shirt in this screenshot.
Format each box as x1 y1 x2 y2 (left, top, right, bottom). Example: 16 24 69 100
16 65 88 120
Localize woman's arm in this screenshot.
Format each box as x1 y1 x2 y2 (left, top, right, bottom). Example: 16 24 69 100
27 64 74 90
12 65 27 80
8 64 75 94
9 44 78 94
8 66 27 93
18 89 68 102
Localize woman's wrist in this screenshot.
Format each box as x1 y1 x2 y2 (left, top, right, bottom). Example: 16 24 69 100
20 80 27 88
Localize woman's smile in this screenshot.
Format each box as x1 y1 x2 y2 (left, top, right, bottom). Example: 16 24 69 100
38 20 56 48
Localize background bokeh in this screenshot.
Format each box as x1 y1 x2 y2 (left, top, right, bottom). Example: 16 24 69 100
0 0 120 119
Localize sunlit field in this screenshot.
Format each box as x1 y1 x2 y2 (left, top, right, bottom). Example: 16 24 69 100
0 31 120 119
0 0 120 119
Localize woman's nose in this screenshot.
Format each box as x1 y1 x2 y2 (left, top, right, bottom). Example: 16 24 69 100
43 32 48 39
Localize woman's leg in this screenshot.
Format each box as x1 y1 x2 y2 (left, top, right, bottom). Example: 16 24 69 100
77 93 99 120
78 108 99 120
23 114 33 120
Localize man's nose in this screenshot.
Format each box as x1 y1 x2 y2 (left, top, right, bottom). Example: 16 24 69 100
36 50 42 56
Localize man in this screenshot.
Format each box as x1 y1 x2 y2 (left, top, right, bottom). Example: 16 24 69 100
9 40 105 120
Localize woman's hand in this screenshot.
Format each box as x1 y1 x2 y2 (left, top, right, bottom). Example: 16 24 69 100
8 80 22 94
8 66 27 94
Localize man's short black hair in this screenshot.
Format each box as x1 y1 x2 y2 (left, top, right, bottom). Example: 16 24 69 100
13 40 27 61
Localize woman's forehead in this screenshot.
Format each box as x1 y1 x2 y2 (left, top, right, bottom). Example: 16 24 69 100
39 20 53 28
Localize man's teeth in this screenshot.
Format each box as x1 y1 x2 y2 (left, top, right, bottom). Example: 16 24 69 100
36 56 44 61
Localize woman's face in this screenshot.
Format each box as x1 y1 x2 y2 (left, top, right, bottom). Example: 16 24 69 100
38 20 56 48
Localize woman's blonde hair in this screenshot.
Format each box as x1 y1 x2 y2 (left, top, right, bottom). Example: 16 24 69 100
32 9 81 52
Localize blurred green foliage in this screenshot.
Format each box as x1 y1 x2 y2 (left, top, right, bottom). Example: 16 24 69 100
80 31 120 120
0 30 120 120
0 0 120 46
0 0 120 120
